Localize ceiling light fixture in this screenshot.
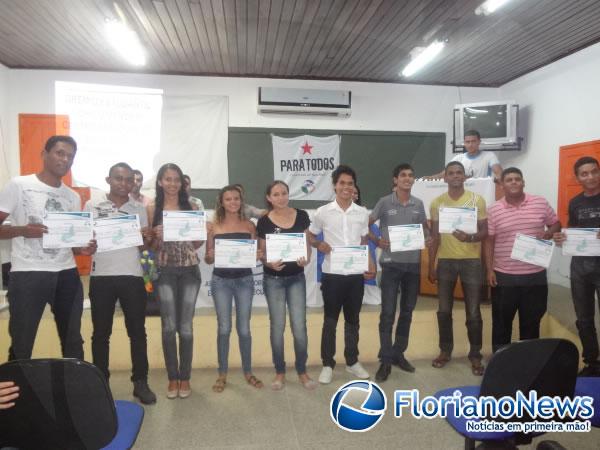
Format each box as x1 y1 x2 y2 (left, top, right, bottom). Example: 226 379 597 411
401 40 445 78
105 19 146 66
475 0 513 16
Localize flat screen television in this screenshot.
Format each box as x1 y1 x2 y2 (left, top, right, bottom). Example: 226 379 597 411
454 100 519 152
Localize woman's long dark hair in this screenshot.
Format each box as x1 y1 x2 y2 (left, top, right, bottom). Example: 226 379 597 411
152 163 192 226
264 180 289 210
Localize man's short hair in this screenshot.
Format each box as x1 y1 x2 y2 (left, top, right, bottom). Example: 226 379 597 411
465 130 481 140
445 161 465 174
393 163 414 178
108 162 133 177
332 165 357 185
44 135 77 152
574 156 599 175
501 167 523 181
132 169 143 178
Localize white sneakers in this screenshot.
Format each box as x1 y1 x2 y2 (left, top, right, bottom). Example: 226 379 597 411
319 362 370 384
346 362 370 379
318 366 333 384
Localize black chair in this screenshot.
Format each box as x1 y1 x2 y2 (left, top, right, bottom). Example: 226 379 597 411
0 358 144 450
434 338 579 450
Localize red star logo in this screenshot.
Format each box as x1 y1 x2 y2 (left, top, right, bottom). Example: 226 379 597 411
301 141 313 155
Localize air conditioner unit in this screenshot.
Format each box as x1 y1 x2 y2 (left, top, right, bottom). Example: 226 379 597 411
258 87 352 118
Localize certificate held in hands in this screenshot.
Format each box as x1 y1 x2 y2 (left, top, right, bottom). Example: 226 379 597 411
94 214 143 253
163 211 206 242
389 224 425 252
510 233 555 268
562 228 600 256
215 239 257 268
330 245 368 275
438 207 477 234
265 233 307 262
43 211 93 249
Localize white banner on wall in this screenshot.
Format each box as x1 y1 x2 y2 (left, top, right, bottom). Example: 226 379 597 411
272 134 339 201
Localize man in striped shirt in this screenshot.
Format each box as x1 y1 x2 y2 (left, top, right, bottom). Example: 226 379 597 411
484 167 561 353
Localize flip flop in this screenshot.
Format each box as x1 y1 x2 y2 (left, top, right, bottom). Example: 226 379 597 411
271 379 285 391
246 375 263 389
212 377 226 393
432 353 451 368
470 359 485 376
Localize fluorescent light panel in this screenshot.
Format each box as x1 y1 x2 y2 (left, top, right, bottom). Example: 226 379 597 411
401 40 445 77
105 20 146 66
475 0 513 16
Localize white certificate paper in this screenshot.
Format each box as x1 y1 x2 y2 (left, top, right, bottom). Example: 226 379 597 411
330 245 369 275
562 228 600 256
94 214 143 253
438 207 478 234
389 224 425 252
215 239 257 268
163 211 206 242
265 233 307 262
510 233 555 268
43 211 93 249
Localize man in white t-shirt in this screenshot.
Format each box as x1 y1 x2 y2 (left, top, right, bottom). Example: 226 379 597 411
0 135 96 361
86 162 156 404
427 130 503 180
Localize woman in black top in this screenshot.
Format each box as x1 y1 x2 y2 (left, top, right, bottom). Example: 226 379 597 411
257 181 317 390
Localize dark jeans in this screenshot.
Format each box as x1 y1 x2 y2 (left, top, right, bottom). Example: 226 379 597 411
263 273 308 375
491 270 548 353
320 273 364 369
8 268 84 360
571 256 600 366
89 275 149 382
155 265 201 381
436 259 483 360
378 263 420 364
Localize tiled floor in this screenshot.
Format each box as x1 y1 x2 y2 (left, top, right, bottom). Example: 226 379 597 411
108 359 600 450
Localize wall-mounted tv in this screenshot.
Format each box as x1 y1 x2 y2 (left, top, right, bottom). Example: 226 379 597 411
453 100 520 152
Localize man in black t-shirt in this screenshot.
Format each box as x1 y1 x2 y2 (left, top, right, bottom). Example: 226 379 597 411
554 156 600 376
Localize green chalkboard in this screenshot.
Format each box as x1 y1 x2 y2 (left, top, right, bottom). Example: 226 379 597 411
192 127 445 210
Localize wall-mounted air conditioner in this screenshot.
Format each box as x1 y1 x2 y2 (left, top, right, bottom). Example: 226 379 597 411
258 87 352 118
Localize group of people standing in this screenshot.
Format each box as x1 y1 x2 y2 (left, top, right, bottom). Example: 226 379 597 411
0 130 599 412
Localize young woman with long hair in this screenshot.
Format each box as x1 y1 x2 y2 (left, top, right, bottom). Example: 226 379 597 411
257 181 317 390
147 163 203 399
205 185 263 392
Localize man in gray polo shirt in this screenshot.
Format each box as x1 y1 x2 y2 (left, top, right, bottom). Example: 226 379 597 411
370 163 428 382
86 162 156 404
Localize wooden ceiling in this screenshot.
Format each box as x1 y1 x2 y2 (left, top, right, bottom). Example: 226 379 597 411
1 0 600 87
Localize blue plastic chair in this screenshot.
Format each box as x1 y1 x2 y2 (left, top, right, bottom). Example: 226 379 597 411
574 377 600 428
434 339 579 450
0 358 144 450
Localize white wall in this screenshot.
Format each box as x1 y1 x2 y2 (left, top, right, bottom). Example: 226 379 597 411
4 68 499 177
499 41 600 286
0 63 9 184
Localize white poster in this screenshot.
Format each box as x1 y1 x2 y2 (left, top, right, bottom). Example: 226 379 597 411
272 134 340 201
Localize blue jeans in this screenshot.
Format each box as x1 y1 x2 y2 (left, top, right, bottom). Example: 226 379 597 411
211 274 254 373
263 273 308 375
156 265 201 381
378 263 420 364
436 259 483 359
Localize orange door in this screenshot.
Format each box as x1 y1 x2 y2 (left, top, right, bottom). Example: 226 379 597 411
558 140 600 226
19 114 91 275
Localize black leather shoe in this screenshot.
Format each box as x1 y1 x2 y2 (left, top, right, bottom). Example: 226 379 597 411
393 356 416 373
578 365 600 377
375 363 391 382
133 380 157 404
